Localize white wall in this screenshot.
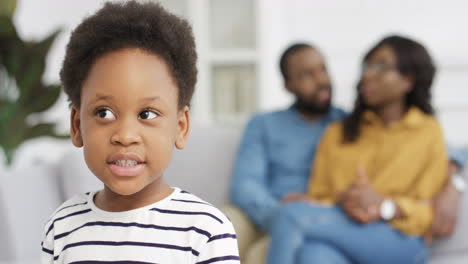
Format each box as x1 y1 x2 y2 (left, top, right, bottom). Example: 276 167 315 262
258 0 468 145
11 0 468 146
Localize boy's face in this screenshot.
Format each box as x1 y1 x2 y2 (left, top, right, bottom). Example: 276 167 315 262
70 48 190 197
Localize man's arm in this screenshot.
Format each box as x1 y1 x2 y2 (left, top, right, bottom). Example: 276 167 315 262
229 115 279 232
427 146 468 241
447 145 468 169
426 148 468 241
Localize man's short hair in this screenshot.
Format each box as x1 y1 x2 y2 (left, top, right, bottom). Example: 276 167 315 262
279 43 315 81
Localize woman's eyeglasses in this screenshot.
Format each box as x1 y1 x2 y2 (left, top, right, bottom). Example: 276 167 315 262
362 62 397 74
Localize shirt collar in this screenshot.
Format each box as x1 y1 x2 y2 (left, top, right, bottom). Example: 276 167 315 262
288 104 339 125
362 107 426 129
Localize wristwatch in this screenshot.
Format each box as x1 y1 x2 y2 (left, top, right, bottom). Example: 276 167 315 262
452 173 466 193
379 199 396 221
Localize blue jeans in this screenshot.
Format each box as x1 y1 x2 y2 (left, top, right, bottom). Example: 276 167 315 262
266 202 427 264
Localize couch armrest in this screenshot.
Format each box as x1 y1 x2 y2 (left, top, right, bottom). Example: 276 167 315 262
222 205 262 261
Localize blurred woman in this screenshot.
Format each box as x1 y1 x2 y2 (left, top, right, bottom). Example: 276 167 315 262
267 35 447 264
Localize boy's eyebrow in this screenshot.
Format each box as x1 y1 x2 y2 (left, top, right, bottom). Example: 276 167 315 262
90 94 114 104
91 95 160 103
140 96 161 102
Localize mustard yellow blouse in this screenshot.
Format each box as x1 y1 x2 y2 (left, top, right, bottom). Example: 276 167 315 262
308 107 447 236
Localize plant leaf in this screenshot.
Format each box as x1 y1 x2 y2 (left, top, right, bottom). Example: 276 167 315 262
35 29 61 56
0 17 18 39
26 84 62 113
24 123 56 141
0 0 17 19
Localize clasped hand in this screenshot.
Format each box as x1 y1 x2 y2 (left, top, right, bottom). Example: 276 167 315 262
339 166 384 224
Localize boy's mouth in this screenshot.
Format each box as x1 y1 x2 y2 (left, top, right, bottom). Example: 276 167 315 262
107 153 146 177
111 160 143 167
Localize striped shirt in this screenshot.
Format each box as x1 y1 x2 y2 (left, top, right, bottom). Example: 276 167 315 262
41 187 240 264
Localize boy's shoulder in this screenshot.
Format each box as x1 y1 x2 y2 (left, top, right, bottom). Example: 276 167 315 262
168 189 230 221
165 189 239 260
166 188 234 231
45 193 92 226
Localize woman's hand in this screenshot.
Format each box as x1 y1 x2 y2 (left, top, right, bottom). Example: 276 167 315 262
339 166 383 223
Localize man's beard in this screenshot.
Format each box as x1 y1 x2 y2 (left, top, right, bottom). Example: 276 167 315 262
294 95 331 115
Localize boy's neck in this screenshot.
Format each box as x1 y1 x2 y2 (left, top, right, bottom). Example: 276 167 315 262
94 182 173 212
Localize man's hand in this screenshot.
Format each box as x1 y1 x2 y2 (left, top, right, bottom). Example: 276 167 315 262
425 161 461 243
339 166 383 224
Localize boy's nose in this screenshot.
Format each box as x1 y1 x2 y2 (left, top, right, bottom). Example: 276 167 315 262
110 123 142 146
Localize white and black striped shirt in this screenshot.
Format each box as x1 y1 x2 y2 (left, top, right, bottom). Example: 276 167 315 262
41 187 240 264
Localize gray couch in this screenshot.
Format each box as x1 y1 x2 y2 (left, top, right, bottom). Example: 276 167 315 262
0 124 467 263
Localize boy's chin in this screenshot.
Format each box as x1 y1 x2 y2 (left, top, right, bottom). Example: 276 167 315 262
105 184 145 197
111 189 140 196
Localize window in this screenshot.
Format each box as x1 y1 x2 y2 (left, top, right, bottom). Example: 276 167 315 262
156 0 258 126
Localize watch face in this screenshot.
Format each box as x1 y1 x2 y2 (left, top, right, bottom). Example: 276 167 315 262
380 200 396 221
453 175 466 192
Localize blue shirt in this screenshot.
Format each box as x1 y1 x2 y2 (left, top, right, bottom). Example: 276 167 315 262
229 106 346 231
230 105 468 231
448 144 468 169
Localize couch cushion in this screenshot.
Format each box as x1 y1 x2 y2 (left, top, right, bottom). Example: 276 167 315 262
0 162 62 260
57 147 102 200
430 165 468 255
165 124 241 207
0 167 15 261
429 253 468 264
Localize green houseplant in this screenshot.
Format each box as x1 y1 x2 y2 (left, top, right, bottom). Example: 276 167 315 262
0 0 67 165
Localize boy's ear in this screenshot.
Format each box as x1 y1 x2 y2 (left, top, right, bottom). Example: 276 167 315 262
70 106 83 147
175 106 190 150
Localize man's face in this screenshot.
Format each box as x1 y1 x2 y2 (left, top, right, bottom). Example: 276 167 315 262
285 47 332 114
70 48 189 198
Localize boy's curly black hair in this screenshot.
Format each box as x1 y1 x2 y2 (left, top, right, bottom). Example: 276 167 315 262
60 0 197 109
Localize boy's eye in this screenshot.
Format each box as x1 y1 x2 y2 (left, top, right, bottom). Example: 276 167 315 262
139 110 158 120
96 109 116 120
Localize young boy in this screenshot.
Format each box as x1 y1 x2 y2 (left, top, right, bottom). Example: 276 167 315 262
41 1 239 263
